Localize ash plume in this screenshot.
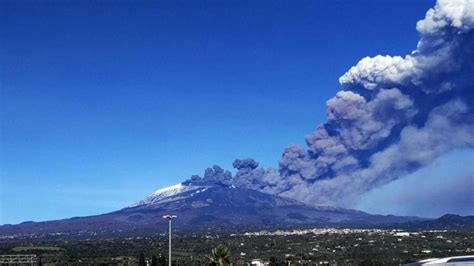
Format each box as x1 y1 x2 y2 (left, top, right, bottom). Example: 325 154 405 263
184 165 233 186
184 0 474 207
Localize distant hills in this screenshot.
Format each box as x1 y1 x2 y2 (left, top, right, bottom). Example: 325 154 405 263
0 182 471 239
399 214 474 230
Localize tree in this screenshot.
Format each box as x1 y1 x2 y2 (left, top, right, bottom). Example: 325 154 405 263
269 256 277 265
138 253 146 266
151 255 158 266
207 244 231 266
158 255 167 266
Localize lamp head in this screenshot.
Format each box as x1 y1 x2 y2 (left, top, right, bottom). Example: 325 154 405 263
162 215 177 220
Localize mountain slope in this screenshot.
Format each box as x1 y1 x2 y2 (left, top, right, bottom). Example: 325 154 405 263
0 182 424 238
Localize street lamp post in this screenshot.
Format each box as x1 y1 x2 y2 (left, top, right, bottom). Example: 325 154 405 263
162 215 177 266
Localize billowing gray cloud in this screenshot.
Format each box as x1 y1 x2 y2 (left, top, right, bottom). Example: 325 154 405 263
184 165 233 186
232 158 264 189
339 0 474 94
183 0 474 209
271 0 474 206
232 158 259 171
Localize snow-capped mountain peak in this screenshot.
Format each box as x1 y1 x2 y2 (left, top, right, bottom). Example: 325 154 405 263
130 183 207 207
151 183 185 197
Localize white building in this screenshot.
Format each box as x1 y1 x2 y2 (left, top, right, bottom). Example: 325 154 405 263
251 259 270 266
394 232 410 237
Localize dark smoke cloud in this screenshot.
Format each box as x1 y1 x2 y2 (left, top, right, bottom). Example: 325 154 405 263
184 165 233 186
268 0 474 206
233 158 259 170
232 158 264 189
183 0 474 207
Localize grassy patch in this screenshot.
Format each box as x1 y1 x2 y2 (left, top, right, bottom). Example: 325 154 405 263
13 246 62 252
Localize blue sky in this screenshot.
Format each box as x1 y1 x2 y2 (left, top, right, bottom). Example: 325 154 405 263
0 0 439 224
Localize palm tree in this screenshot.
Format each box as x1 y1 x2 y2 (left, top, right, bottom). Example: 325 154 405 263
207 244 231 266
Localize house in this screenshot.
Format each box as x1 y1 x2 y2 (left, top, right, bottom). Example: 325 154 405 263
251 259 270 266
394 232 410 237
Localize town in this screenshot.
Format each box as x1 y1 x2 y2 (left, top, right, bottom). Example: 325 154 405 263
1 228 473 265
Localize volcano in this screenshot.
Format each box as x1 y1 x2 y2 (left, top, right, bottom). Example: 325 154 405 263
0 181 423 239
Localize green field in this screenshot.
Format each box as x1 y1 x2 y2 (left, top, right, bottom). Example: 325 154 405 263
13 246 63 252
